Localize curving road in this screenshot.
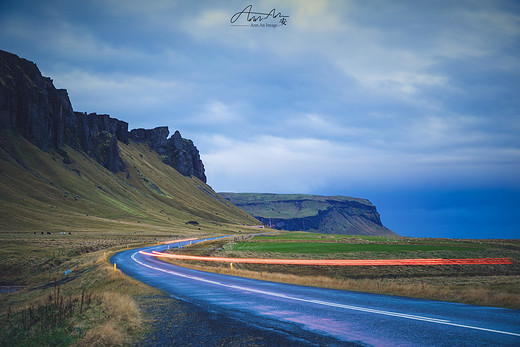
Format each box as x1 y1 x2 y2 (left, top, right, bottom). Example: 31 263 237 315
111 238 520 346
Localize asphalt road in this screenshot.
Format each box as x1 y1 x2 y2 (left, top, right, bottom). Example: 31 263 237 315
111 238 520 346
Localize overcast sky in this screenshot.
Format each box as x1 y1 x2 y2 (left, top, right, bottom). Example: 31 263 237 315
1 0 519 238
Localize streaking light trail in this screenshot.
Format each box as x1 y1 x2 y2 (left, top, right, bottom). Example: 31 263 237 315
140 251 512 266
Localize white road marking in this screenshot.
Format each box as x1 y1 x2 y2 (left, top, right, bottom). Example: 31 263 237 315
130 251 520 338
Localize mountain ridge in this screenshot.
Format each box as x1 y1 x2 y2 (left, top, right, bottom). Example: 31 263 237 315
0 49 205 182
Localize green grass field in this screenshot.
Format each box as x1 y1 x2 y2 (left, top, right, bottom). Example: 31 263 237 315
231 232 494 258
232 241 485 254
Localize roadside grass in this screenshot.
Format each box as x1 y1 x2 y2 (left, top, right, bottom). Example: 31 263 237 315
0 231 187 286
0 238 158 346
0 229 251 346
163 233 520 309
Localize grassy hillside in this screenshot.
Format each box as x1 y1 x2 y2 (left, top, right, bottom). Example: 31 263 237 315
0 129 257 235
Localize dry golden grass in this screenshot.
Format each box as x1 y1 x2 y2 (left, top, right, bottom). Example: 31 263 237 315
0 242 157 346
98 292 141 329
79 321 125 347
77 291 142 346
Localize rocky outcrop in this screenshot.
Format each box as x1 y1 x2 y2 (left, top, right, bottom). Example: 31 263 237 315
0 50 127 172
0 49 71 151
220 193 397 236
166 130 206 182
0 50 206 179
130 127 206 183
129 127 169 155
63 112 128 172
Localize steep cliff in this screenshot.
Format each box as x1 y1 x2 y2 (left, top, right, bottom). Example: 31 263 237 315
64 112 128 172
129 127 206 183
0 49 71 151
220 193 397 236
0 50 205 180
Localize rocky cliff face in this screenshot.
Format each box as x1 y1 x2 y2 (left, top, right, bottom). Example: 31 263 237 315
221 193 397 236
63 112 128 172
129 127 206 183
0 50 206 180
0 50 71 151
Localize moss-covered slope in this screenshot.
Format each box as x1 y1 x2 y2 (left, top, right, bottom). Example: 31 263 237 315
0 130 258 234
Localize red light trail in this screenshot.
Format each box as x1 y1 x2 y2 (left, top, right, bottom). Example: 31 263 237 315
140 251 512 266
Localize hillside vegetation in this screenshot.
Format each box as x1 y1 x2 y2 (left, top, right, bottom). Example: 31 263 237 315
0 130 257 235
